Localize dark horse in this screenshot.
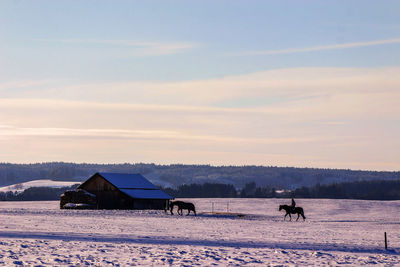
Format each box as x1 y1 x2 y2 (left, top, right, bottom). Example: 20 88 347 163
170 201 196 216
279 204 306 221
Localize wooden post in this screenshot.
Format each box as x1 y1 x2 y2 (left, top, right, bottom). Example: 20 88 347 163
385 232 388 250
227 202 229 212
212 202 214 213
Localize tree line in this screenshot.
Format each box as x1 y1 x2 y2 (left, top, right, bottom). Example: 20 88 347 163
0 185 79 201
2 179 400 201
1 162 399 190
293 180 400 200
164 179 400 200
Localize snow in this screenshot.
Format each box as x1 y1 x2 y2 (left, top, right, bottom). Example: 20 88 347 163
120 188 173 199
62 203 94 209
0 198 399 266
0 180 79 193
98 173 159 190
79 189 96 198
61 189 96 198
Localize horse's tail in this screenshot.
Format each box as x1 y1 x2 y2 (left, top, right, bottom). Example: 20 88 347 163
190 203 196 216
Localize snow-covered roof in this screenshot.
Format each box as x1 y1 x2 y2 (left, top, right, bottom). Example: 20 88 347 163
120 189 172 199
96 172 173 199
98 173 159 189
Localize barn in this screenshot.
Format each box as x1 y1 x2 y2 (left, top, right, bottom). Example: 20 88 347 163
75 172 173 210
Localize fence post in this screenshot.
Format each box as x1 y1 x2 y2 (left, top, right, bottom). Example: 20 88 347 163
385 232 388 250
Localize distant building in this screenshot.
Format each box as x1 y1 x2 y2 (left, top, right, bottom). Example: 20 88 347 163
73 172 173 210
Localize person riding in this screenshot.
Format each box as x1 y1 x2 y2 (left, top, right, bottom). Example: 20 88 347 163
290 198 296 212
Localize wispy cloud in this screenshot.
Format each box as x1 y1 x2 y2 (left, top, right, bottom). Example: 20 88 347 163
0 124 326 145
237 37 400 56
33 38 197 56
13 66 398 108
0 80 55 91
1 66 400 116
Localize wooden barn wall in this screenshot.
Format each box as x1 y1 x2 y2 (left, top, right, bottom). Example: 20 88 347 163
79 174 168 210
133 199 167 210
79 174 132 209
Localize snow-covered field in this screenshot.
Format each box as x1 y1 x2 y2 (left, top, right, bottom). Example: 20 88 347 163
0 180 79 193
0 198 399 266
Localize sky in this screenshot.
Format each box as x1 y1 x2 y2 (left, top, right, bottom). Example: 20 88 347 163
0 1 399 171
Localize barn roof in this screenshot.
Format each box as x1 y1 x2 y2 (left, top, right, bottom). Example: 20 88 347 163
96 172 173 199
98 172 158 189
120 189 172 199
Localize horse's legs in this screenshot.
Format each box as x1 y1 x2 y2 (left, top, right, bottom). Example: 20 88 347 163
187 209 190 216
296 213 300 221
284 213 287 220
188 208 196 216
289 213 292 221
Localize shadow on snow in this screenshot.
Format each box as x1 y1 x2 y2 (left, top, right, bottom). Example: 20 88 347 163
0 231 397 255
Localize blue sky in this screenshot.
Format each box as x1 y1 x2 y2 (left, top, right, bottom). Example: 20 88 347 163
0 1 399 170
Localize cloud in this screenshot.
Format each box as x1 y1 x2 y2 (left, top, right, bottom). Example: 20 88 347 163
0 124 328 145
0 66 399 169
1 67 399 129
33 38 197 56
0 80 56 91
10 66 398 111
236 37 400 56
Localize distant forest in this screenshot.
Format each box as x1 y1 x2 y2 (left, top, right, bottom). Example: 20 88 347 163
292 180 400 200
0 184 78 201
2 180 400 201
164 180 400 200
0 162 399 190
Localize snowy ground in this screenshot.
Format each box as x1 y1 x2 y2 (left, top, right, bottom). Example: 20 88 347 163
0 180 79 193
0 198 399 266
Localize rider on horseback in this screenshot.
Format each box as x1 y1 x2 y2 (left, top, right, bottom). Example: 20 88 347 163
290 198 296 212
